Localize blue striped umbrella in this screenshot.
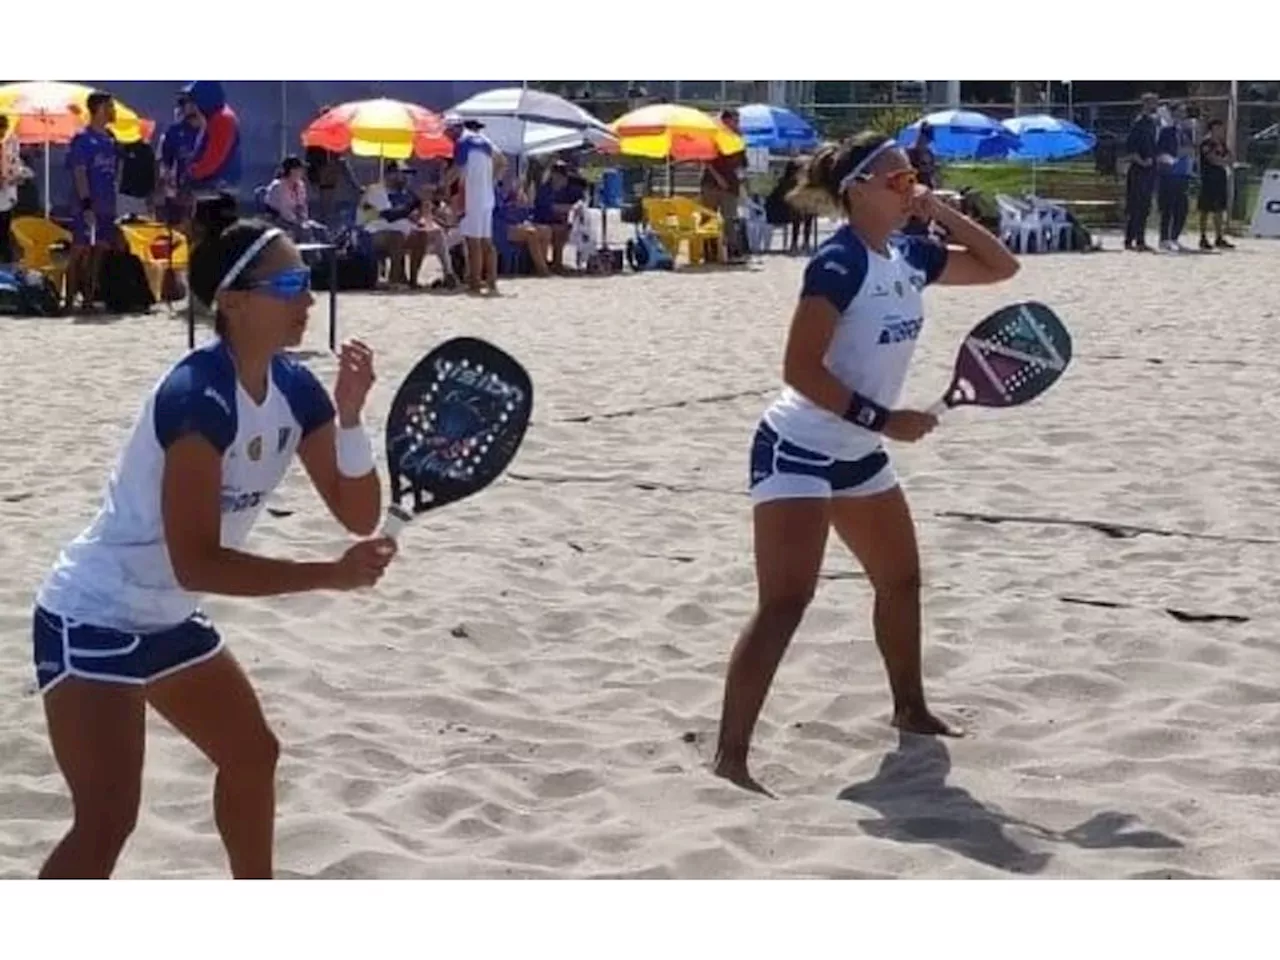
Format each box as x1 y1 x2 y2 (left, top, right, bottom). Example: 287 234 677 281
737 103 819 151
897 109 1019 160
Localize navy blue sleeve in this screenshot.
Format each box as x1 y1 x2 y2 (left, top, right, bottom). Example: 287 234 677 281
799 243 867 313
153 357 237 453
902 236 949 286
274 357 335 438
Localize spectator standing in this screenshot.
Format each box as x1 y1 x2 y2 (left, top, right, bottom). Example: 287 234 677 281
1156 102 1194 252
1197 118 1234 251
701 108 748 263
65 91 121 309
1123 92 1160 251
448 118 503 295
0 114 33 264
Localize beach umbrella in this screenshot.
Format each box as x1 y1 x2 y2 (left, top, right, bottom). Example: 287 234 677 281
609 103 745 161
0 80 155 215
1000 114 1095 162
737 102 818 151
301 98 453 162
446 87 615 157
897 109 1019 160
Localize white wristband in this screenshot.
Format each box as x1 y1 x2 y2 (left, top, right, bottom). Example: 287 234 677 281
335 424 376 477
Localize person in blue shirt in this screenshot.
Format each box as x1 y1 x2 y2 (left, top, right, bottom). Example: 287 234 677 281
65 90 121 308
713 131 1019 796
31 219 397 877
532 160 586 272
1156 102 1195 252
159 92 202 226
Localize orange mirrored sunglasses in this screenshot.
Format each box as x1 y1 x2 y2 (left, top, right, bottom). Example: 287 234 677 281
854 166 918 196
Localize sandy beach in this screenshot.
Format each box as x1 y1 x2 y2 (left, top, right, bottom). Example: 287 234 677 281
4 236 1280 879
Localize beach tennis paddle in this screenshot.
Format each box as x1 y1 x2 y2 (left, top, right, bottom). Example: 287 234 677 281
927 301 1072 418
379 336 533 539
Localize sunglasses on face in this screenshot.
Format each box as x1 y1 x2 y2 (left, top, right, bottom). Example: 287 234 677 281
244 266 312 300
856 167 918 196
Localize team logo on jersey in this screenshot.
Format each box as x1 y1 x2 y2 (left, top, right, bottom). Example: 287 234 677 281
247 435 263 461
276 427 291 453
878 317 924 345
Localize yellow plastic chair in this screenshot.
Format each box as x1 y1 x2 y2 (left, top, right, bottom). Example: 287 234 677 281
11 215 71 272
668 196 723 265
10 216 72 297
118 220 190 302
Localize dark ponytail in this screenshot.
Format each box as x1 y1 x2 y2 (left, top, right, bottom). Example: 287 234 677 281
187 217 278 337
787 130 893 214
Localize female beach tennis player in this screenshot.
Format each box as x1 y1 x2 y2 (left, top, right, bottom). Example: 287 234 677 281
714 132 1019 795
31 218 397 877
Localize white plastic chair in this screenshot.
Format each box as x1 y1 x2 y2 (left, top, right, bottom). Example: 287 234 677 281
743 197 772 254
1025 196 1071 251
995 194 1039 253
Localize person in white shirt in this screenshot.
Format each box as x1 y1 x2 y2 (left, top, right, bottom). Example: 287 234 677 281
1 114 33 264
31 219 398 878
714 131 1019 796
262 155 315 238
447 118 504 294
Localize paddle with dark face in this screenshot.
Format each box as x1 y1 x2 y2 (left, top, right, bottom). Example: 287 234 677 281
379 337 533 538
927 301 1073 418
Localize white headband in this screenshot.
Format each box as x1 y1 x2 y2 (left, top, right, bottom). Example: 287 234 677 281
837 139 897 194
215 227 283 293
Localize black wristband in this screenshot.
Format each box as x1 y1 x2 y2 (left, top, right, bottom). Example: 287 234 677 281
843 392 890 432
81 197 92 211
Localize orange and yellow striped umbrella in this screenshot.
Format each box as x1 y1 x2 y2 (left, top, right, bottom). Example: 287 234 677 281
0 80 154 144
301 98 453 160
608 103 745 161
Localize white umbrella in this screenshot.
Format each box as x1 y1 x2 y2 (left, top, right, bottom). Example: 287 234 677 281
446 87 615 157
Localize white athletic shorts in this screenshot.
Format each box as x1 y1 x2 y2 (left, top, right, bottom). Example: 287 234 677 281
461 205 494 240
748 419 898 505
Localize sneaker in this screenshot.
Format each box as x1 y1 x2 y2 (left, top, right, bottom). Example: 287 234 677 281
1173 240 1191 253
1158 240 1176 252
1215 236 1235 250
1200 236 1213 251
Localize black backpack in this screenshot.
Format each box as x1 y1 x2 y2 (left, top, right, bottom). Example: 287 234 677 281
0 266 62 316
97 250 155 314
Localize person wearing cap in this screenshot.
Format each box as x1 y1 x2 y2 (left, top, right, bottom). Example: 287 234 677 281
65 90 122 309
448 117 505 294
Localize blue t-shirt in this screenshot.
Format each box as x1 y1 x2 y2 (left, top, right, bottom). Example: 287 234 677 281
533 180 585 225
67 126 119 212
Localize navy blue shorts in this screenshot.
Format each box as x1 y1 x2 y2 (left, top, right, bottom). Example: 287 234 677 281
749 420 897 504
32 606 224 694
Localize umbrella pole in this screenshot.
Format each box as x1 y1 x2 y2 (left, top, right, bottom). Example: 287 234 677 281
43 141 50 218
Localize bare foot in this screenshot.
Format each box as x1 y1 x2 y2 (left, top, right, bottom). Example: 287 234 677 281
712 758 776 797
892 706 963 737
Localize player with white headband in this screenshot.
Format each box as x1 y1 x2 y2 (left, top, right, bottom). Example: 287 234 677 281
714 130 1020 795
30 218 397 877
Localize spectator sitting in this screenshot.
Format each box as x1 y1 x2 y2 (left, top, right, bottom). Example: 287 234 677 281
532 160 587 272
416 183 464 289
497 180 552 277
263 156 321 240
357 161 428 286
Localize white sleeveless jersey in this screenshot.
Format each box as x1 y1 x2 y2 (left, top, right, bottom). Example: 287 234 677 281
763 224 948 459
37 340 335 633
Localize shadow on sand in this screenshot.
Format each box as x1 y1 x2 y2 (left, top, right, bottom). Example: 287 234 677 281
838 732 1182 874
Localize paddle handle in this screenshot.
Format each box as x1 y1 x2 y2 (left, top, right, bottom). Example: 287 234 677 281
381 504 412 540
927 398 948 418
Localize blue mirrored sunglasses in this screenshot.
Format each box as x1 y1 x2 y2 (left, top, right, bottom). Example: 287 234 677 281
245 266 312 300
